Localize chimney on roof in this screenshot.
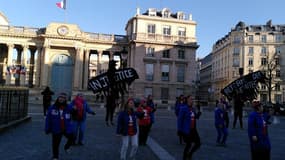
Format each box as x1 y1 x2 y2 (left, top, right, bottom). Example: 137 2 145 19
189 14 192 20
136 7 140 15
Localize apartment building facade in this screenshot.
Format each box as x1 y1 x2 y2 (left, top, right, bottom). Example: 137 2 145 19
210 20 285 103
126 8 199 104
0 8 198 103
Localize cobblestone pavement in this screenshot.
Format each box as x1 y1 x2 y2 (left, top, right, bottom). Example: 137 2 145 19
1 104 285 160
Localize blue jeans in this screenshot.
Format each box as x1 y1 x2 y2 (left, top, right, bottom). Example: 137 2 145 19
73 120 86 143
215 125 228 144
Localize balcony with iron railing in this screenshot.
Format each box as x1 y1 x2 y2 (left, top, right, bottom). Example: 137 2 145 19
130 33 196 44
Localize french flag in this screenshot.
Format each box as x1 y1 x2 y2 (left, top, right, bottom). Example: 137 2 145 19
56 0 66 9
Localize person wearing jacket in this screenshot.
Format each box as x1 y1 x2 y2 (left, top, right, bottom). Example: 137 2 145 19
175 95 186 144
70 93 96 145
45 93 74 160
177 95 201 160
41 86 54 116
116 98 142 160
137 98 154 146
248 101 271 160
214 101 228 146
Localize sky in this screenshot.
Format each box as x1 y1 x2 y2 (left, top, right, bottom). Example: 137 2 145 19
0 0 284 58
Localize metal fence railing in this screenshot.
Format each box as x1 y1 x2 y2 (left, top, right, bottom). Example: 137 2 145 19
0 87 29 125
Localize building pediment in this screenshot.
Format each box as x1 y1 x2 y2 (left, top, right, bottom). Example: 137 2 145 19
45 22 82 38
0 12 9 25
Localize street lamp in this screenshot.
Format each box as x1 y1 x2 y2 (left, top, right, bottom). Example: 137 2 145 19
120 47 128 68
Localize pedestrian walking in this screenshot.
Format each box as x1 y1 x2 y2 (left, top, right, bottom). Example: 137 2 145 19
116 98 142 160
214 101 228 147
146 94 157 129
177 95 202 160
70 93 96 145
137 98 153 146
220 96 230 128
45 93 74 160
233 96 244 129
248 101 271 160
41 86 54 116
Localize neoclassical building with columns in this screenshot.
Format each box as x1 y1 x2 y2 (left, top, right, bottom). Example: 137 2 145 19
0 8 198 104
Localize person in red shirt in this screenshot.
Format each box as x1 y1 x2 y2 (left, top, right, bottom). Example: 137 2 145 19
137 98 153 146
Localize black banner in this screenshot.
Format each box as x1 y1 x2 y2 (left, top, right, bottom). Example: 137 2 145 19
88 68 139 94
221 71 267 101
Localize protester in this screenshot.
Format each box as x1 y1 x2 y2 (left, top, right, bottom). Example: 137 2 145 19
41 86 54 116
146 94 157 129
220 96 230 128
175 95 186 144
116 98 142 160
233 96 244 129
70 93 96 145
177 95 202 160
137 98 153 146
248 101 271 160
45 93 74 160
105 92 117 126
214 101 228 147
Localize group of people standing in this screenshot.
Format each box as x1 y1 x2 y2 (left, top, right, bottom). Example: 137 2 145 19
175 94 272 160
43 88 96 160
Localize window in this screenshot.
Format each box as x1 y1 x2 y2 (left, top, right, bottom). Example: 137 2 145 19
145 87 153 98
146 47 154 57
276 70 281 78
275 94 282 103
161 64 169 81
248 58 253 66
177 65 185 82
178 50 185 59
275 84 281 91
275 34 282 42
248 35 254 43
261 47 267 55
163 11 169 18
233 58 239 67
261 35 267 43
248 47 254 56
275 57 280 65
178 27 186 37
147 24 156 34
163 49 170 58
178 13 185 20
163 26 171 36
161 87 169 100
233 36 241 44
145 64 154 81
261 58 267 65
233 47 240 55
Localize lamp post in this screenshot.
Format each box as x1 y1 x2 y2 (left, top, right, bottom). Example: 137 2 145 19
120 47 128 68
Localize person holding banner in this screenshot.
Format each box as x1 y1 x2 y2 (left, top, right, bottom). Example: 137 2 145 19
233 96 244 129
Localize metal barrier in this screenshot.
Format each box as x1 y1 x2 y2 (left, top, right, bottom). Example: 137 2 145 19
0 87 29 125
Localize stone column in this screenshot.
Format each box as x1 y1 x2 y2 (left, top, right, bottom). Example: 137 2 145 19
28 47 37 87
15 47 23 86
5 43 14 85
97 50 102 74
83 49 90 89
20 45 28 86
73 47 83 89
35 46 42 87
41 46 50 87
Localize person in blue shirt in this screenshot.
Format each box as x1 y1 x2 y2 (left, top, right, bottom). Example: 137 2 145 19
248 101 271 160
45 93 74 160
69 93 96 145
116 98 143 160
177 95 201 160
214 101 228 146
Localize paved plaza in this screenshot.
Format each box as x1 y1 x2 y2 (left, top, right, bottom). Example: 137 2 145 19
1 103 285 160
